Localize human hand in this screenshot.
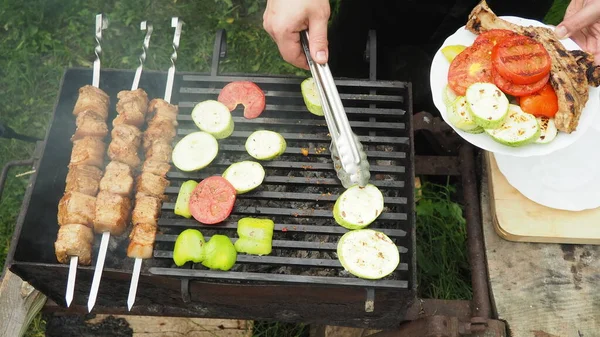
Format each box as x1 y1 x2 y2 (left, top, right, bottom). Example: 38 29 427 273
263 0 331 69
555 0 600 64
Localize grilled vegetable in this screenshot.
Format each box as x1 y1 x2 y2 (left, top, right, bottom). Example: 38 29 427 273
447 39 493 96
173 229 206 267
202 235 237 271
535 117 557 144
234 217 274 256
442 85 458 107
172 131 219 172
491 35 551 85
333 184 384 230
337 229 400 280
441 44 467 63
222 161 265 194
189 176 236 225
447 96 483 134
218 81 266 119
465 82 509 129
492 67 549 97
174 180 199 218
245 130 287 160
301 77 324 116
519 83 558 118
484 104 540 147
191 100 234 139
474 29 517 45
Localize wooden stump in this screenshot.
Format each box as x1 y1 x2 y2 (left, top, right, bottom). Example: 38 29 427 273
0 270 47 337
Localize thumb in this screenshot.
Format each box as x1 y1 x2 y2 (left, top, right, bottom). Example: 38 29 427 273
308 17 329 64
556 2 600 39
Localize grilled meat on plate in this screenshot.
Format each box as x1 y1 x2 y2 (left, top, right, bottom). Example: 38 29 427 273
466 0 600 133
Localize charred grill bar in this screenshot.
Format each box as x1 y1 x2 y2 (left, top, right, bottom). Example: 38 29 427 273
4 28 507 336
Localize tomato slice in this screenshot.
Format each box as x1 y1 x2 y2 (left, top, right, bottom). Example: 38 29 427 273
447 39 493 96
474 29 518 46
189 176 237 225
519 83 558 118
492 67 549 97
492 35 551 85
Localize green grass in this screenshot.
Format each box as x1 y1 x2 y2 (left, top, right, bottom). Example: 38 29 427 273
0 0 570 336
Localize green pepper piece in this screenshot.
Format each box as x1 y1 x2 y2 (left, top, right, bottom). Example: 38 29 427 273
201 235 237 271
173 229 206 267
174 180 198 218
234 217 274 256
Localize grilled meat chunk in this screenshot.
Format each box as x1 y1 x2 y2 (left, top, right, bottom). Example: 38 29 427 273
73 85 110 119
54 223 94 265
70 136 106 168
142 119 177 151
58 191 96 227
111 123 142 147
127 223 157 259
114 89 149 128
136 172 169 199
146 140 173 163
466 0 598 133
99 161 134 196
570 50 600 87
72 110 108 141
93 191 132 236
65 165 103 196
147 98 179 123
132 194 161 226
142 160 171 177
108 124 143 168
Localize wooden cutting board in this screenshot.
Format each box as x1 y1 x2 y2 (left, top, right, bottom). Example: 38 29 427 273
486 152 600 244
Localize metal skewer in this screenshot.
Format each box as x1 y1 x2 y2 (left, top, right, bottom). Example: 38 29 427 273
126 20 155 311
66 13 108 309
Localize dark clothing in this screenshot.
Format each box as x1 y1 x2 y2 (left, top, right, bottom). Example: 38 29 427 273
327 0 554 113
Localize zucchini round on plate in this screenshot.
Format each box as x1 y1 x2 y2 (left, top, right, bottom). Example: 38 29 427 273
448 96 484 134
442 85 458 107
172 131 219 172
484 104 540 147
466 82 509 129
333 184 384 230
535 117 557 144
337 229 400 280
191 100 234 139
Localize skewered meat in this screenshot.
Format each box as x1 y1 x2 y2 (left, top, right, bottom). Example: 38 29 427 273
145 140 173 163
70 136 106 168
93 190 132 236
65 165 103 196
111 123 142 147
99 161 134 196
127 223 157 259
147 98 179 124
108 124 143 168
132 193 161 226
114 89 149 128
73 85 110 119
466 0 600 133
142 160 171 177
54 224 94 265
57 191 96 226
136 172 169 199
142 119 177 151
72 110 109 140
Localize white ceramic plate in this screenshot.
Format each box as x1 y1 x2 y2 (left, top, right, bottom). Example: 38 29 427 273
430 16 600 157
494 126 600 211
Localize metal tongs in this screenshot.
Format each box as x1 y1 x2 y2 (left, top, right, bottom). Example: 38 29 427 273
300 30 370 188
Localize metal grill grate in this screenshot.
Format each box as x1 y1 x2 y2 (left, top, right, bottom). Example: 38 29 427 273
149 74 415 291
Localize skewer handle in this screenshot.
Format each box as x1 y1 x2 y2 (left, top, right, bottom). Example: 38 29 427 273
164 17 183 103
132 21 153 91
93 14 109 88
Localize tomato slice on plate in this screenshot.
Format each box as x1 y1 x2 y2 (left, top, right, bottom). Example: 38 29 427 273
474 29 518 46
492 35 551 85
519 83 559 118
447 39 493 96
492 66 549 97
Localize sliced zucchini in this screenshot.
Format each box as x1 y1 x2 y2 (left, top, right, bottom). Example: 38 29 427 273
466 82 509 129
172 131 219 172
222 161 265 194
191 100 234 139
301 77 324 116
484 104 540 147
447 96 484 134
337 229 400 280
245 130 287 160
333 184 384 230
442 85 458 108
535 117 558 144
174 180 199 218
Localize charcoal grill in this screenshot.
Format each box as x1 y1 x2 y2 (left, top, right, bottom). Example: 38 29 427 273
3 29 507 336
